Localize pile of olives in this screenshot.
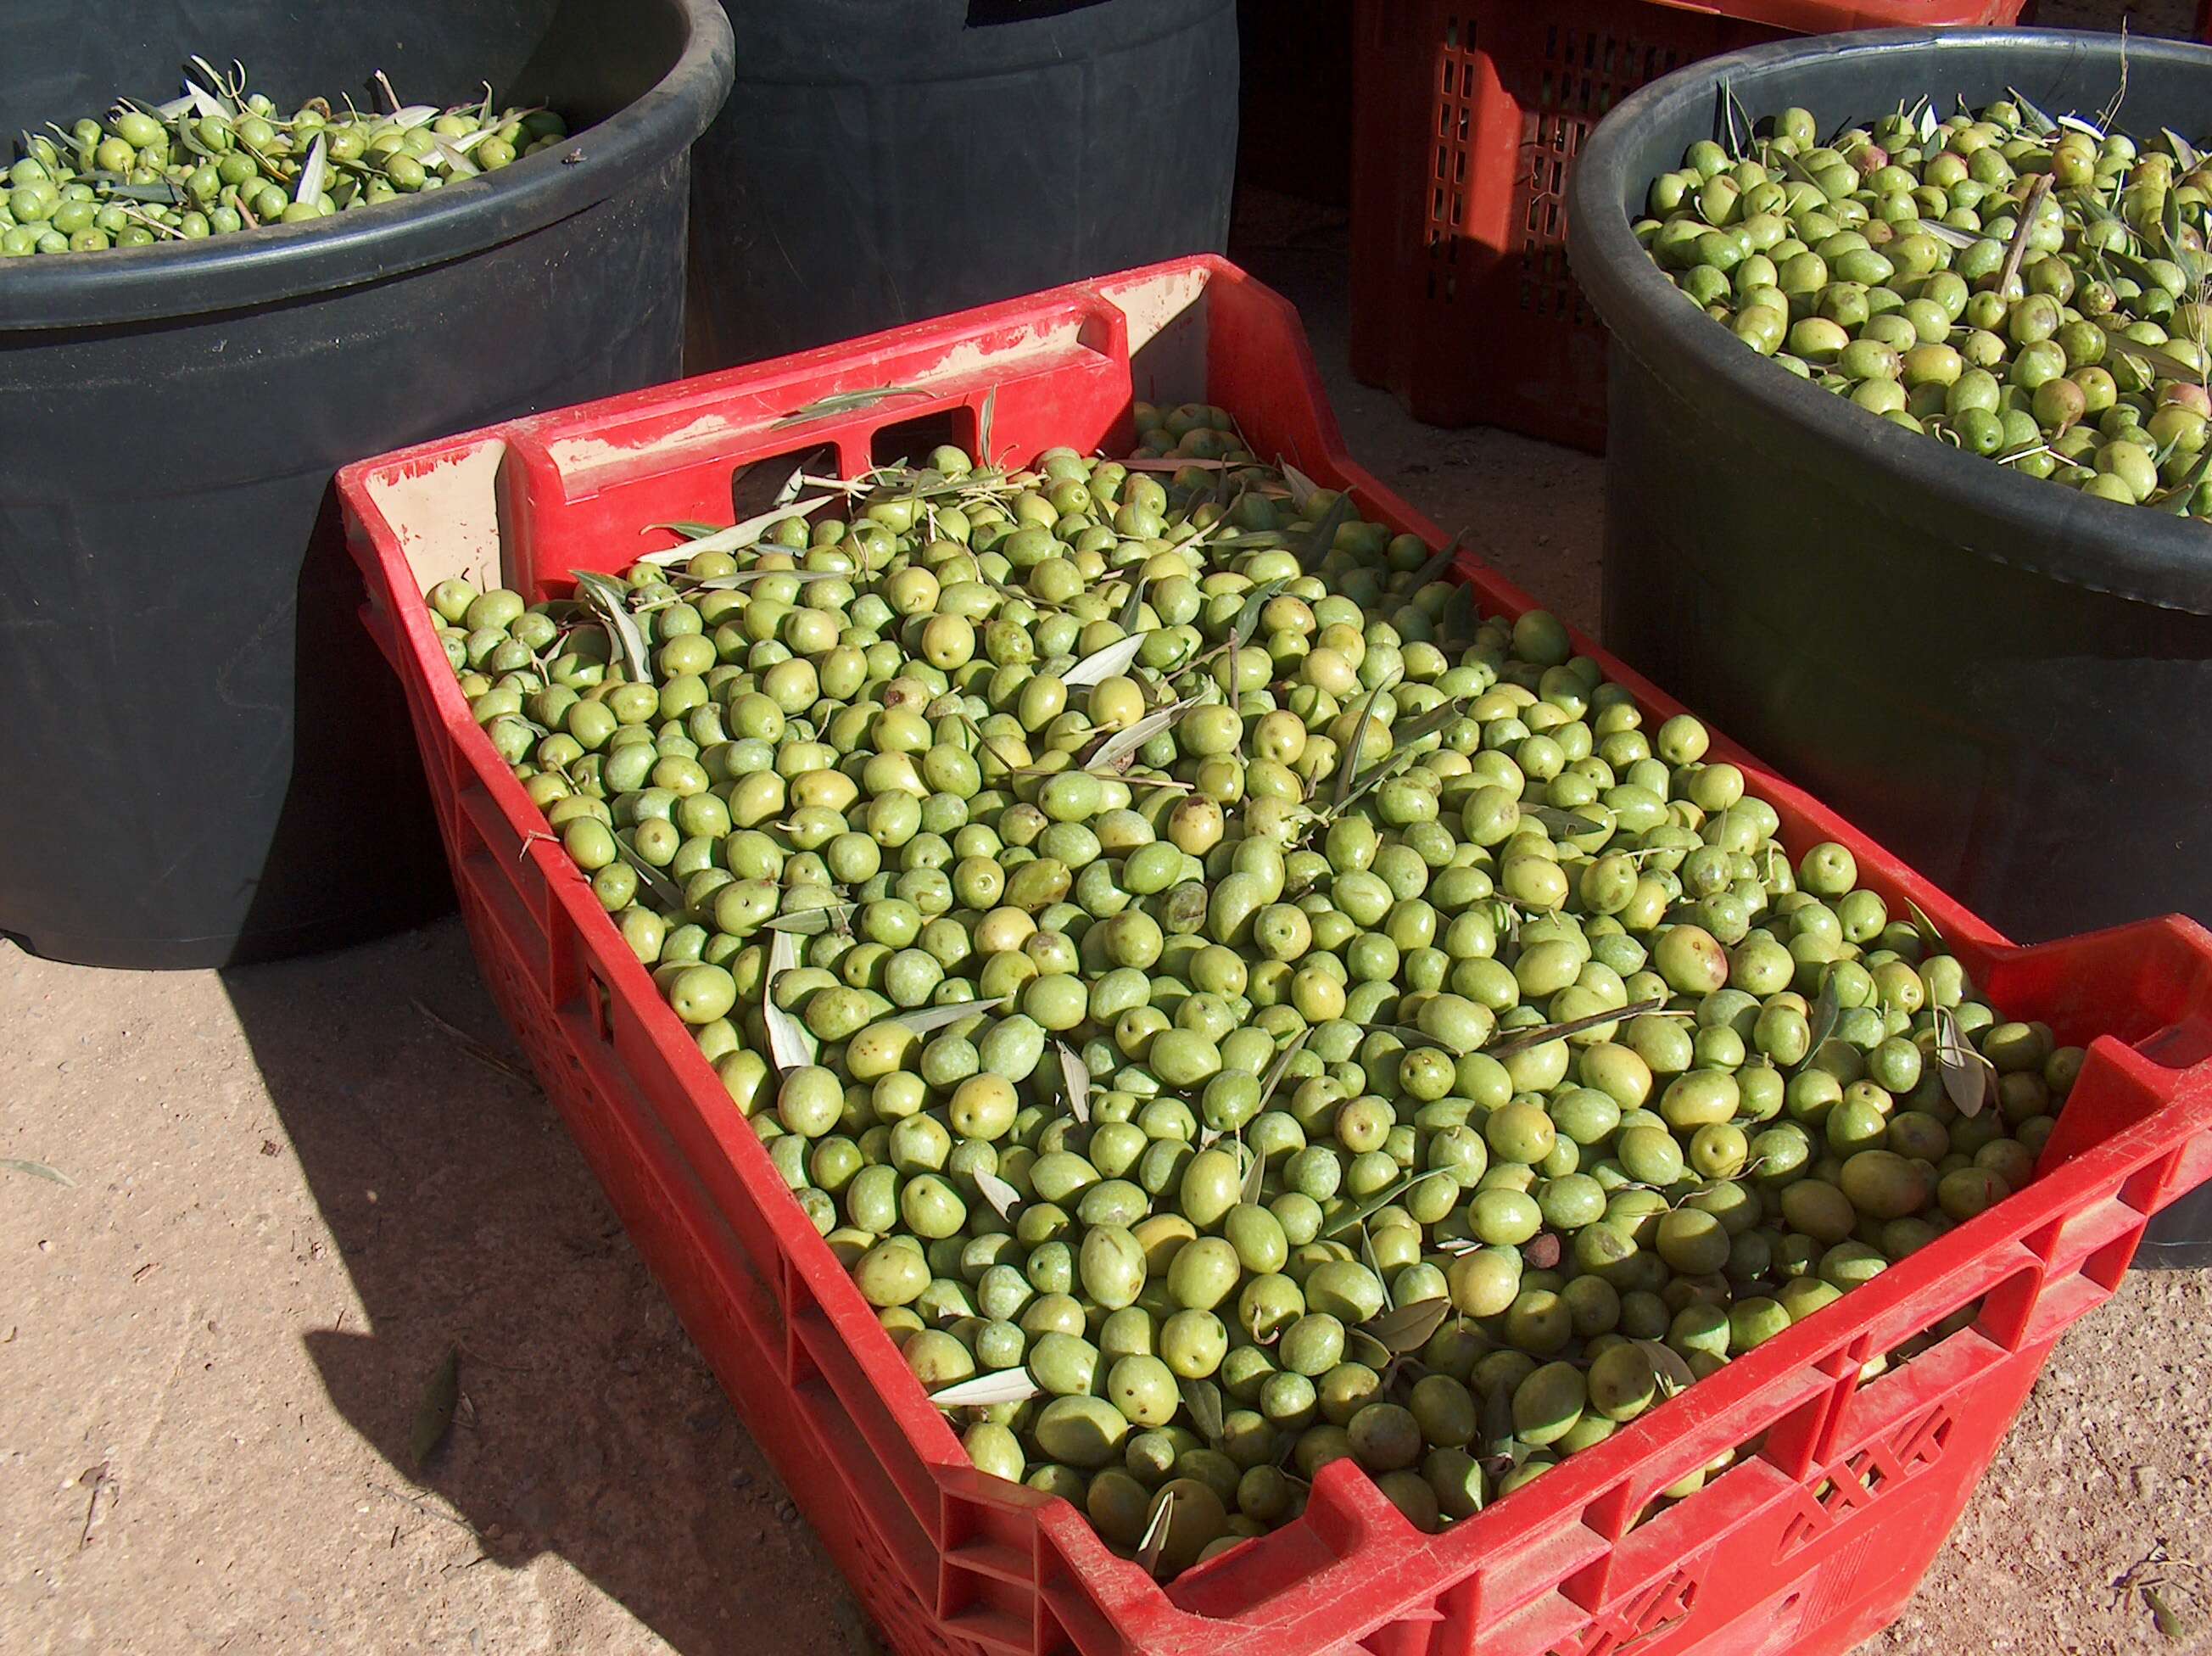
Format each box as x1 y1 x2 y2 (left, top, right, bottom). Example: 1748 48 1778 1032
424 403 2081 1577
1636 93 2212 513
3 59 568 255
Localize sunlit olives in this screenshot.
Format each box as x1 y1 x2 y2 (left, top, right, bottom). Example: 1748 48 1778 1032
1638 97 2212 516
429 416 2079 1580
1 64 570 259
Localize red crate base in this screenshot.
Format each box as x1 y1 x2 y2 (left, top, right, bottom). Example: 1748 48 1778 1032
342 256 2212 1656
1348 0 2026 449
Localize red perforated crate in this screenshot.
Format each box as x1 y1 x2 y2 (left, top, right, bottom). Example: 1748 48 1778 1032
339 255 2212 1656
1347 0 2028 450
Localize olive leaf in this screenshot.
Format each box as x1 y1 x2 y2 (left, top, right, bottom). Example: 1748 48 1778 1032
645 521 723 540
2165 129 2204 173
1723 82 1754 164
1255 1027 1311 1116
1277 459 1320 507
1240 1139 1269 1209
1086 701 1192 774
2057 113 2108 142
973 1167 1022 1220
1135 1487 1176 1578
763 902 857 936
2009 87 2059 138
2145 1585 2194 1641
0 1158 75 1187
569 570 652 685
1934 1004 1993 1118
2107 338 2209 388
1321 1169 1456 1239
1913 221 1981 251
2159 188 2205 286
1058 1041 1092 1126
2153 445 2212 515
1406 530 1467 591
1357 1222 1387 1294
1333 692 1468 813
612 834 686 911
1374 694 1472 760
1903 895 1947 959
1178 1379 1226 1446
431 135 479 178
98 179 183 205
1633 1338 1697 1400
1360 1296 1453 1357
1290 490 1354 575
930 1370 1043 1408
879 996 1003 1036
1917 98 1940 145
1348 1329 1394 1368
1227 577 1293 652
635 496 834 563
1792 971 1842 1077
1117 575 1148 634
762 926 818 1071
1484 997 1665 1060
1121 456 1232 473
1332 672 1399 811
293 132 328 203
976 384 999 467
411 1346 461 1469
686 567 847 592
1528 805 1605 838
771 457 816 508
187 56 240 114
1195 530 1289 553
770 386 929 428
1063 631 1152 688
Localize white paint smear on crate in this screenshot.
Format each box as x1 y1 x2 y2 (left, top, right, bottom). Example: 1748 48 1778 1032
1106 266 1211 412
546 411 745 478
365 440 507 593
543 321 1092 478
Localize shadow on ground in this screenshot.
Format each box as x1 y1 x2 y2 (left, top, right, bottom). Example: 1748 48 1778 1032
219 920 878 1656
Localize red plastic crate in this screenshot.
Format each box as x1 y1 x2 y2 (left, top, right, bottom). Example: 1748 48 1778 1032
1346 0 2028 450
338 255 2212 1656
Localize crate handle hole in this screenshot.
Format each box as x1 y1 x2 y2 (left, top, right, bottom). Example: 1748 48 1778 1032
589 971 614 1043
729 444 835 523
872 410 965 470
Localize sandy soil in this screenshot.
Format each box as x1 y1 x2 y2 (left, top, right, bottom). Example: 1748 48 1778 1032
6 5 2211 1653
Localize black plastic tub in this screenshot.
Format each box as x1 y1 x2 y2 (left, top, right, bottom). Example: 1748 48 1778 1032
0 0 733 971
684 0 1237 372
1569 26 2212 1267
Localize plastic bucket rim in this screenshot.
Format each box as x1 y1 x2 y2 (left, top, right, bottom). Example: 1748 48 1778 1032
1567 25 2212 619
0 0 735 331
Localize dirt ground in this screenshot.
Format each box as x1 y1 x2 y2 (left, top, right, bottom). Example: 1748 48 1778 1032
6 6 2212 1653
